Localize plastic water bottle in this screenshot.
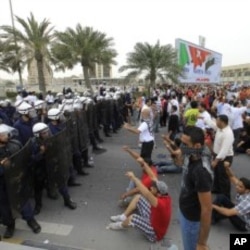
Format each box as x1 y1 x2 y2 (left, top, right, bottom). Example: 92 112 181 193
162 238 178 250
89 156 94 164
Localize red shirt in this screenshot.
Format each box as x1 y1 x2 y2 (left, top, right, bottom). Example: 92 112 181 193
150 195 172 241
141 167 158 188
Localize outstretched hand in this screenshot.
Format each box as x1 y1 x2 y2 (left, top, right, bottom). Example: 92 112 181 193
122 145 129 152
0 157 10 168
126 171 135 179
123 123 130 129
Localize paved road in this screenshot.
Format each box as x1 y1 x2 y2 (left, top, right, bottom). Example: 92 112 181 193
1 126 250 250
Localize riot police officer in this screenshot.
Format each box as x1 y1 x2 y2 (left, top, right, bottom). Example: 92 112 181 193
32 123 77 210
0 124 41 238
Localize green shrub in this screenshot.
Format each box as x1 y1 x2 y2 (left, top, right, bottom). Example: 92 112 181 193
6 91 17 99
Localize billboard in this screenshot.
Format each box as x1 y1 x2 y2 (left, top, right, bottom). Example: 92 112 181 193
175 38 222 84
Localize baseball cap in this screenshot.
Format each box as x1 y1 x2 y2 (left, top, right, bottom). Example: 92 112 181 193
152 180 168 195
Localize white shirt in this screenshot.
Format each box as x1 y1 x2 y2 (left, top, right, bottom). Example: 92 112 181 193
16 94 22 101
212 124 234 159
231 106 247 130
138 121 154 142
45 94 54 103
196 110 211 130
168 98 179 114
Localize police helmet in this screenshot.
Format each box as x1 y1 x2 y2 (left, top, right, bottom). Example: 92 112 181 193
34 100 45 110
0 124 11 135
73 99 83 110
47 108 61 120
14 99 24 108
17 102 32 115
32 123 49 137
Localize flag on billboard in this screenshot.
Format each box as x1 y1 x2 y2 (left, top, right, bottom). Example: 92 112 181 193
179 42 189 68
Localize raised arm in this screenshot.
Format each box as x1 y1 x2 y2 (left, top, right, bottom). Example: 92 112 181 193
126 171 157 207
136 157 157 182
122 146 140 161
123 123 140 135
224 161 239 186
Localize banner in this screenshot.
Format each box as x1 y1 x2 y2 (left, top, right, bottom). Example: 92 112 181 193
176 38 222 84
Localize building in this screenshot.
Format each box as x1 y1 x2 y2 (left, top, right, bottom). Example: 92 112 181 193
221 63 250 85
27 59 53 86
89 63 112 79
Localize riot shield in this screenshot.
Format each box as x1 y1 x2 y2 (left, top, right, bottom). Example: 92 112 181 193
86 103 94 133
45 128 71 188
4 140 33 217
64 113 78 153
76 110 89 152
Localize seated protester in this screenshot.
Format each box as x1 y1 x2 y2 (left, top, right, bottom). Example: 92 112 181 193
120 147 157 206
212 161 250 231
235 129 250 154
154 136 182 174
107 162 171 243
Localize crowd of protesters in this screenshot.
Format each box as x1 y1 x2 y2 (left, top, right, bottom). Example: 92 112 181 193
106 83 250 250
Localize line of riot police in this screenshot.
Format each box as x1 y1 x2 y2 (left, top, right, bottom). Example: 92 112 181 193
0 90 126 239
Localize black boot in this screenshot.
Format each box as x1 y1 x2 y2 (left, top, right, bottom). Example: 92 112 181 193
97 138 104 143
4 224 15 238
68 178 81 187
77 169 89 176
34 204 42 215
47 187 59 200
27 218 41 234
64 197 77 209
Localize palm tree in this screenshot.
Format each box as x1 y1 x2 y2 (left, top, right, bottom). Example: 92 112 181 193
119 41 183 94
1 13 55 94
52 24 117 94
0 39 26 78
0 40 10 72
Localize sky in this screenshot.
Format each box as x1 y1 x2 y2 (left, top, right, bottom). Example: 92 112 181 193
0 0 250 80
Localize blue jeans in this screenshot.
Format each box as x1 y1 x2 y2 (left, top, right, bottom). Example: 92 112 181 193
155 160 182 174
179 210 200 250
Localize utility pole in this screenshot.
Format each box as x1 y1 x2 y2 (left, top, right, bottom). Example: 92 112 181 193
9 0 23 88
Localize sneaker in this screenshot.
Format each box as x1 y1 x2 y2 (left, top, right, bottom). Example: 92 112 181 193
107 222 124 230
110 214 125 222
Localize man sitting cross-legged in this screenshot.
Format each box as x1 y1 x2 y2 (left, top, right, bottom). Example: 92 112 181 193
107 157 172 242
120 146 158 206
212 161 250 232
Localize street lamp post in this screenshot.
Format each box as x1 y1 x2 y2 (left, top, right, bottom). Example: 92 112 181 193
9 0 23 88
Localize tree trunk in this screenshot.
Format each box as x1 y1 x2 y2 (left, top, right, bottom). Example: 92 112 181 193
36 57 46 95
17 64 23 88
83 66 93 96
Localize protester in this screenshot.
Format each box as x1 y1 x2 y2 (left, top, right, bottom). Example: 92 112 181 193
212 161 250 231
123 108 154 160
179 126 213 250
107 160 171 243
